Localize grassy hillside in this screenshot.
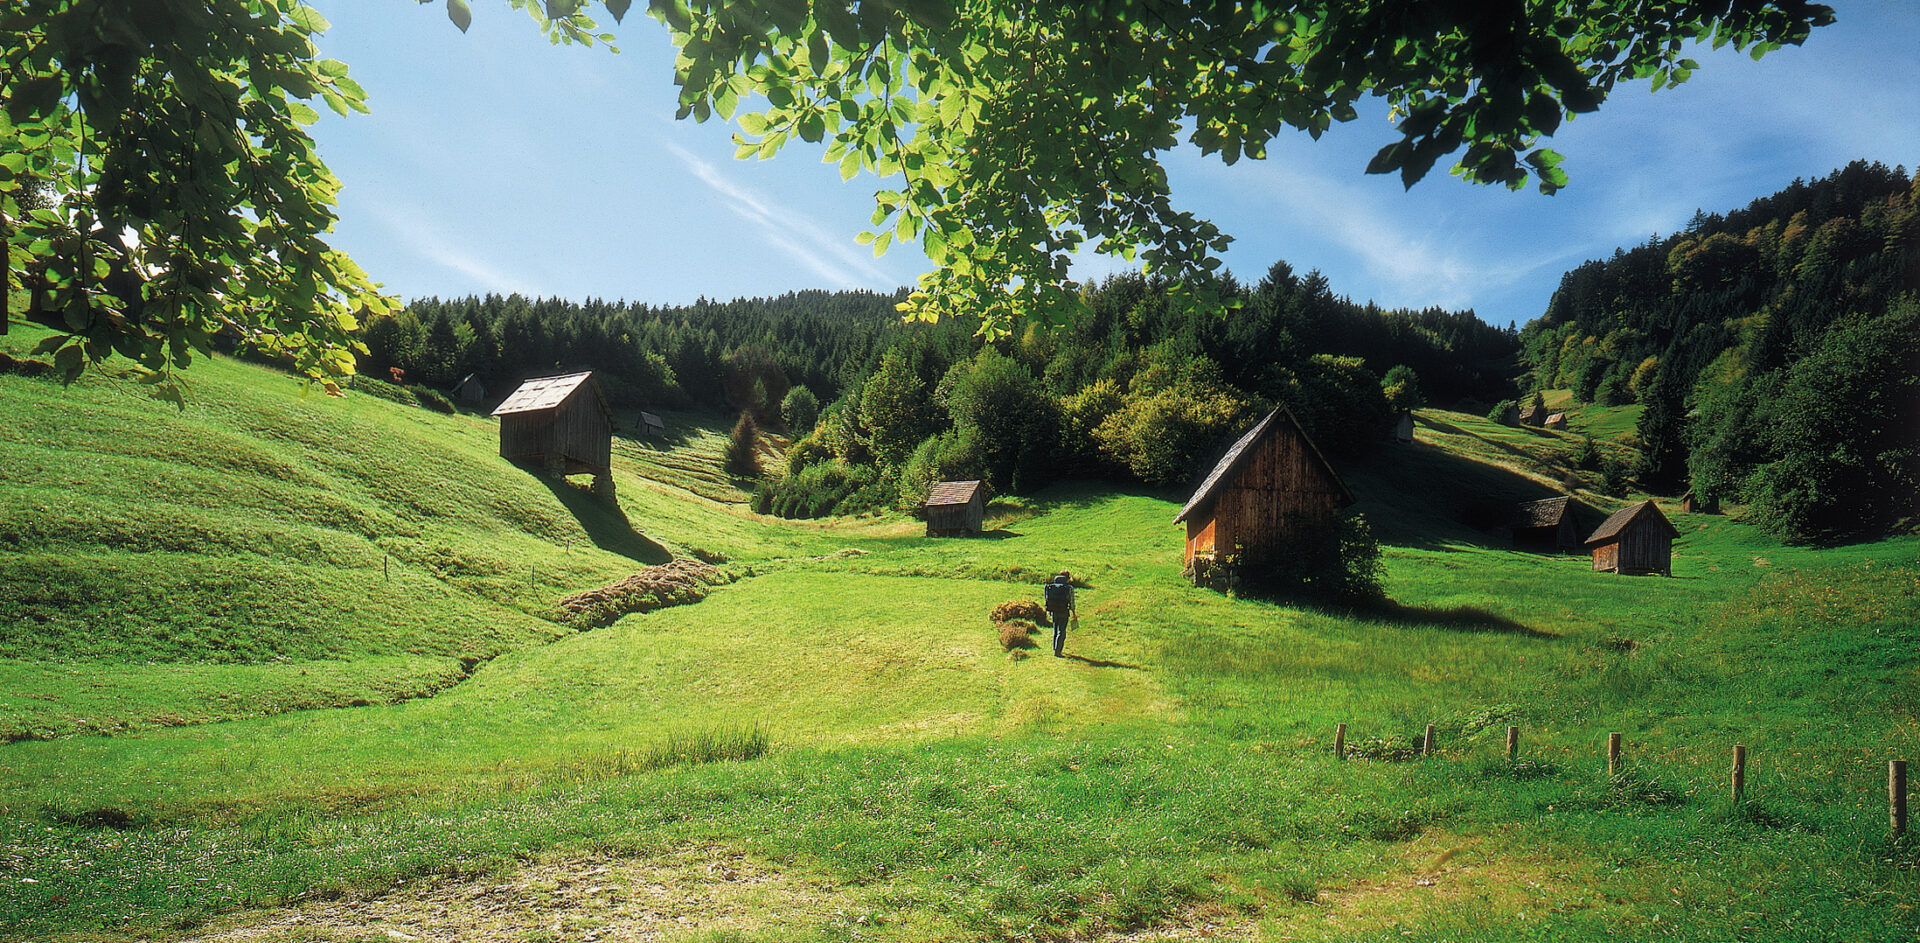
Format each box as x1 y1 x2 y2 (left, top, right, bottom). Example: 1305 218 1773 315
2 334 1915 942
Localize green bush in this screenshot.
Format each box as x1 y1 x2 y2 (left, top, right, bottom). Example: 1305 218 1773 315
414 387 456 414
351 375 420 407
759 461 882 519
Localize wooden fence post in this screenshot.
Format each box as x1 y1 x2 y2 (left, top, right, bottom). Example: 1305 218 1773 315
1607 732 1622 777
1893 760 1909 839
1731 744 1746 805
1334 723 1347 760
1423 724 1436 757
1505 725 1519 760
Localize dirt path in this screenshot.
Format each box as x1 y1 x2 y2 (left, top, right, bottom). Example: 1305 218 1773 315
180 844 1254 943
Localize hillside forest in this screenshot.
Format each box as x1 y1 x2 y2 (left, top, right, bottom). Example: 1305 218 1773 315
1523 160 1919 543
353 161 1916 547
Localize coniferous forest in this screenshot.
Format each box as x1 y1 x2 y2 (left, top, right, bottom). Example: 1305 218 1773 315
354 263 1519 523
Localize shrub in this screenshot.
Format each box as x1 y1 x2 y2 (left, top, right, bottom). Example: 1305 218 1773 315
780 385 819 433
414 387 456 414
1188 512 1385 603
351 375 420 407
1487 398 1519 426
724 413 762 479
990 599 1047 624
760 460 883 519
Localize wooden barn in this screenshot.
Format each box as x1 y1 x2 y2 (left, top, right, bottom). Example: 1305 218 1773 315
1392 411 1415 443
1680 491 1717 514
924 479 987 536
639 411 667 438
492 372 616 494
451 373 486 405
1544 412 1569 430
1174 407 1354 572
1512 495 1581 553
1518 404 1545 426
1585 500 1678 576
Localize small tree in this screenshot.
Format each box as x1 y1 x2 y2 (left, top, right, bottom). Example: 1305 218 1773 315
724 413 762 479
780 385 819 434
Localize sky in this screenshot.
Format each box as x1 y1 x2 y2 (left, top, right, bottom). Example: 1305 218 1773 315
305 2 1919 331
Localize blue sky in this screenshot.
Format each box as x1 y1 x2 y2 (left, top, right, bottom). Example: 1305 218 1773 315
307 2 1918 330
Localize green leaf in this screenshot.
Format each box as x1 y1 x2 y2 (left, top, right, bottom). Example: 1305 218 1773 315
840 150 861 181
737 112 770 135
873 231 892 256
604 0 631 23
446 0 472 33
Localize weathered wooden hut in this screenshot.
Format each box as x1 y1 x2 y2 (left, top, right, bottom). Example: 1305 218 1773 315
924 480 987 536
1585 500 1678 576
1518 404 1545 426
1492 403 1520 426
1173 407 1354 572
492 372 616 494
451 373 486 405
639 411 667 438
1544 412 1569 430
1392 411 1415 443
1512 495 1580 553
1680 491 1717 514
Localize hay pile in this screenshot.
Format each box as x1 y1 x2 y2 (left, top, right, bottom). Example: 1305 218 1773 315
990 599 1046 651
557 559 732 626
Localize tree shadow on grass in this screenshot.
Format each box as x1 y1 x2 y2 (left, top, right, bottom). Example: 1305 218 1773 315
1290 596 1557 639
527 470 672 565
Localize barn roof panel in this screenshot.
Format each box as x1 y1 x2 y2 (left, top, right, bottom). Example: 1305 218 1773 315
925 479 985 507
492 372 595 417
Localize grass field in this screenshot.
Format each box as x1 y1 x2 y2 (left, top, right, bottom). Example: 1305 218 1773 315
2 331 1916 942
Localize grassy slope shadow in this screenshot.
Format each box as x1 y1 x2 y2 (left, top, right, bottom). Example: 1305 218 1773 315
526 468 672 565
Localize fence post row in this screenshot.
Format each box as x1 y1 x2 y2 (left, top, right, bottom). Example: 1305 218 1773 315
1325 725 1903 837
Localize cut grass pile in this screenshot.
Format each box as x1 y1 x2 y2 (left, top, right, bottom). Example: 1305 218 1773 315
1 330 1915 942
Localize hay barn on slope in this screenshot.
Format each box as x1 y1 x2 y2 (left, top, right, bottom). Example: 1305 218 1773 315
1393 411 1415 443
493 372 616 494
1513 495 1581 553
1585 500 1677 576
924 479 987 536
1518 404 1546 426
1174 407 1354 572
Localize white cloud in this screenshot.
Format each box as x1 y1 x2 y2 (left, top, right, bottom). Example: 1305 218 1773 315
1235 164 1573 310
363 201 547 297
659 139 902 290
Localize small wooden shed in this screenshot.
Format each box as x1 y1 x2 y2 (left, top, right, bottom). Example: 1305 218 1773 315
1513 495 1581 553
1544 412 1569 430
451 373 486 405
492 372 616 494
1680 491 1717 514
924 479 987 536
1518 404 1545 426
639 411 667 438
1174 407 1354 571
1585 500 1678 576
1392 411 1415 443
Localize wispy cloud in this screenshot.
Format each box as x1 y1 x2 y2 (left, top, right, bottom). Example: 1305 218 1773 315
363 201 547 297
1235 164 1573 310
659 139 902 289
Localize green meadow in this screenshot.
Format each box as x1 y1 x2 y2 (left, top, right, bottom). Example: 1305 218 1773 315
2 332 1915 941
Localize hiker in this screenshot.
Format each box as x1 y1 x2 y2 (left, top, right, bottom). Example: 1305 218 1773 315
1043 570 1075 658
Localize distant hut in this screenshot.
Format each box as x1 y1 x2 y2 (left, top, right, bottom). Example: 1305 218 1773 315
639 411 667 438
924 480 987 536
1585 500 1678 576
1544 412 1569 430
1493 403 1520 426
1392 411 1415 443
1518 404 1546 427
1173 407 1354 578
1512 495 1580 553
1680 491 1717 514
492 372 616 495
451 373 486 405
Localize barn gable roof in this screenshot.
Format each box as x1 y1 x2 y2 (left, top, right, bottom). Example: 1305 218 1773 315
1173 406 1353 524
1516 495 1572 528
1585 500 1677 546
492 372 608 419
925 479 985 508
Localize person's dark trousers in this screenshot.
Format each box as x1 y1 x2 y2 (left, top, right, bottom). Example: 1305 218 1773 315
1048 610 1069 657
